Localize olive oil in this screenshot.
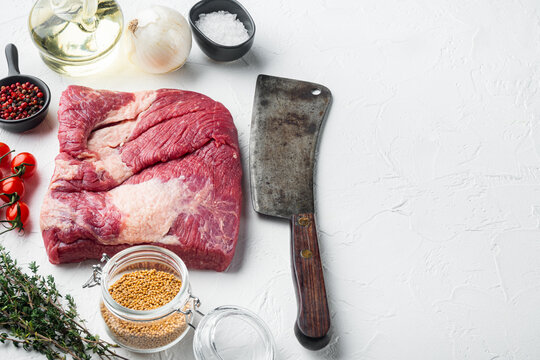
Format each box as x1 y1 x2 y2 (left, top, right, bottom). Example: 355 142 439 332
29 0 123 76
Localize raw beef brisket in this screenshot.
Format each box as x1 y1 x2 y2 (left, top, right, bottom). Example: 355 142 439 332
40 86 242 271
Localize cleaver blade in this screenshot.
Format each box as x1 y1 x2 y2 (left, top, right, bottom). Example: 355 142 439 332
249 74 332 350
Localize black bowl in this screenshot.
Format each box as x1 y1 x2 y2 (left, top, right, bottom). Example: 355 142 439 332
189 0 256 62
0 44 50 133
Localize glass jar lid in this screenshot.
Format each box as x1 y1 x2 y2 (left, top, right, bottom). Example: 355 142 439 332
193 305 275 360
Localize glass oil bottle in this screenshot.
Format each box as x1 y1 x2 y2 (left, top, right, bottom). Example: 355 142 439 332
29 0 123 76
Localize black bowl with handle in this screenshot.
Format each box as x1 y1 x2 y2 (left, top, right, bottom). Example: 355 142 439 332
189 0 256 62
0 44 50 133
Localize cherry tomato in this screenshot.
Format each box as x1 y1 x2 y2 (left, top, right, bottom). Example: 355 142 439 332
0 142 11 168
11 152 37 179
0 177 25 202
6 201 29 227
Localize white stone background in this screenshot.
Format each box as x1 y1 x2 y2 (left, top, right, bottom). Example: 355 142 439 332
2 0 540 359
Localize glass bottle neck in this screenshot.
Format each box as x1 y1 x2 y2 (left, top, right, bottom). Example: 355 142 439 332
49 0 98 30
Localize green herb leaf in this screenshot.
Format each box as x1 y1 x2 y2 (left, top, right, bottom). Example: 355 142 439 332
0 246 127 360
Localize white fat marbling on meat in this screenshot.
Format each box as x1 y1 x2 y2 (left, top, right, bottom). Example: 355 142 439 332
50 159 81 186
88 120 137 150
111 177 211 244
86 120 137 182
41 176 220 246
81 91 157 181
100 90 156 126
158 235 180 245
40 192 78 232
40 192 58 231
49 92 157 187
93 150 132 183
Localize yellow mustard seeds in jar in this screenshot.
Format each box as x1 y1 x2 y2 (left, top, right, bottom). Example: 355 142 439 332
90 246 277 357
100 304 187 350
108 269 182 310
101 269 188 350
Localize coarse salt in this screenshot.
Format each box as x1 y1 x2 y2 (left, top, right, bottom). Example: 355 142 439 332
195 10 250 46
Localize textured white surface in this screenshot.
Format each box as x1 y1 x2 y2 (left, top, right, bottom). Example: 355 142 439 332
2 0 540 359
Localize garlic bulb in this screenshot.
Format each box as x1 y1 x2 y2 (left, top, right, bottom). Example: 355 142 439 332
126 6 192 74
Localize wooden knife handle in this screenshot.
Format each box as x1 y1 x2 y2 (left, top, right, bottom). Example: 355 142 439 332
291 213 331 350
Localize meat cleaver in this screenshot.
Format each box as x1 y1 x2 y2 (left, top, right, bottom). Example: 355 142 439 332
249 74 332 350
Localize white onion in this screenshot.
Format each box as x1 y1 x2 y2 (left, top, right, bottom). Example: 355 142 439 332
126 6 192 74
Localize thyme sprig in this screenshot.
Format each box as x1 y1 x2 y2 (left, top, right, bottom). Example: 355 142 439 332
0 246 128 360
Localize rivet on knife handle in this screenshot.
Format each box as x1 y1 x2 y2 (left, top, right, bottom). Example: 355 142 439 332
291 213 330 350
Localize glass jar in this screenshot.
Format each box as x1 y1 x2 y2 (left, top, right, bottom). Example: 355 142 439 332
84 245 276 359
